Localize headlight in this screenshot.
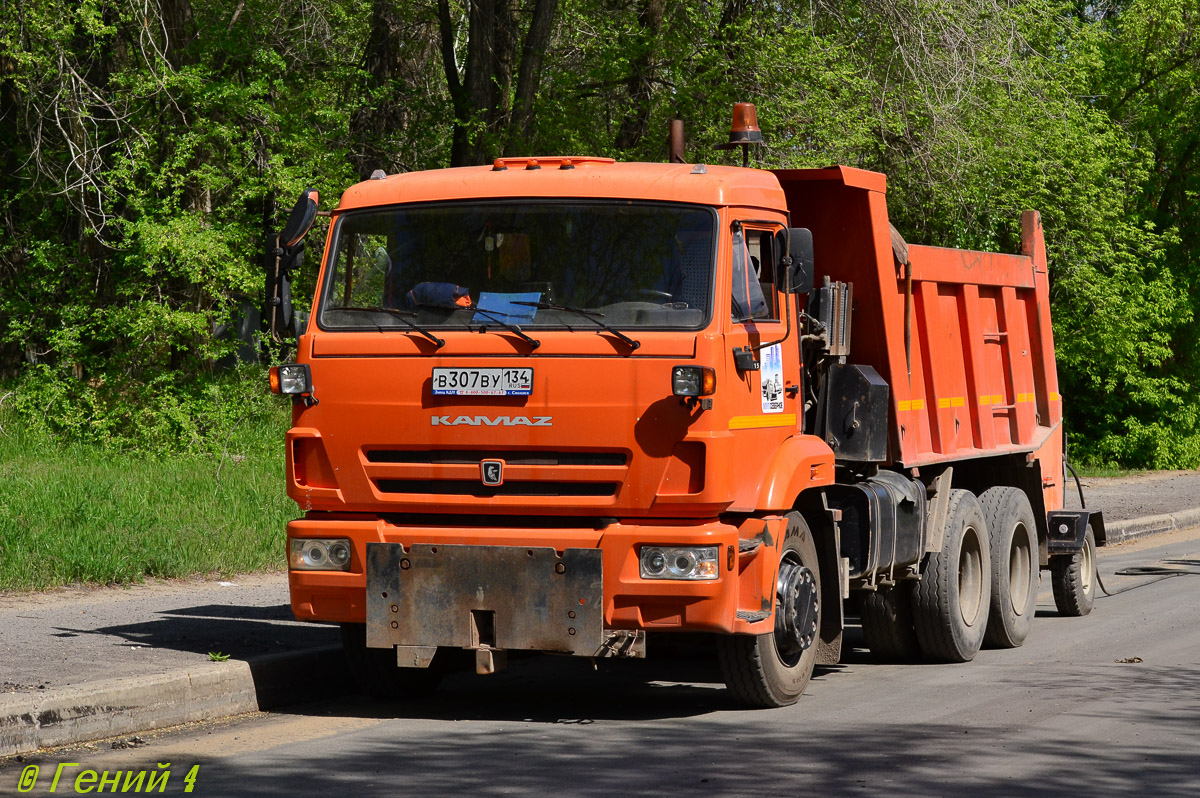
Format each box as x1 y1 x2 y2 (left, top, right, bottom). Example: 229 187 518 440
270 363 312 395
290 538 352 571
672 366 716 397
639 546 719 580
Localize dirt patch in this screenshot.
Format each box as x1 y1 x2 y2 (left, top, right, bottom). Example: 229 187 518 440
1064 469 1200 521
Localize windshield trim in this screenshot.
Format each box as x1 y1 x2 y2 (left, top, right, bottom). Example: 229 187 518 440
313 198 718 335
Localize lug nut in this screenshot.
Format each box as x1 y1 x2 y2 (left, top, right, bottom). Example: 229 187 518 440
400 559 411 570
555 562 566 574
391 604 398 613
568 627 576 636
390 621 398 629
568 610 576 619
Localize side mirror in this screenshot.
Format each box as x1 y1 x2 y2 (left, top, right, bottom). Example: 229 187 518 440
784 227 814 293
280 188 319 248
266 188 319 342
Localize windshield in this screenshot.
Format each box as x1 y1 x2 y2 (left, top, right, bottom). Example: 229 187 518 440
317 202 714 330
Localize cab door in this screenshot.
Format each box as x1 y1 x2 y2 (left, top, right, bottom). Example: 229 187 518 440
722 217 802 511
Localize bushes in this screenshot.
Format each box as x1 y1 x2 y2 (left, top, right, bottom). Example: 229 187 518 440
7 364 287 457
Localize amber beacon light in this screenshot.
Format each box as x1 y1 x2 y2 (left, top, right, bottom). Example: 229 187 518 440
716 102 763 167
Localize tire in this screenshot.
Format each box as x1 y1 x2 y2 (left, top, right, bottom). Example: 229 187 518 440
340 622 446 699
717 513 820 708
1051 526 1097 617
911 489 992 663
979 487 1039 648
860 586 921 662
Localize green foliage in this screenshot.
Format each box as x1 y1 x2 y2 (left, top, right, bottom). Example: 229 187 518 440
0 0 1197 467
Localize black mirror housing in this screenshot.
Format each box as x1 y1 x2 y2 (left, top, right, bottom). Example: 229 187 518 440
280 188 319 248
266 188 319 344
786 227 815 293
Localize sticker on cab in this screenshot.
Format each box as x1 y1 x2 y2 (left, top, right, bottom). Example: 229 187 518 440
760 343 784 414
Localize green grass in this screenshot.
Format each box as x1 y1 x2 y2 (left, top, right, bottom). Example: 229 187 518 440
1071 463 1147 479
0 413 297 592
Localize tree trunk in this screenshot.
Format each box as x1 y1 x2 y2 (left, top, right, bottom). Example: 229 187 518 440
506 0 558 154
615 0 666 151
440 0 559 166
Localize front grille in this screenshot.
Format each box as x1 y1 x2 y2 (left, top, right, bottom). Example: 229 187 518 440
376 480 619 498
365 449 627 466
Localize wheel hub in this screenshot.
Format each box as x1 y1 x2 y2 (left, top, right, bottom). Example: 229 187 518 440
775 560 818 660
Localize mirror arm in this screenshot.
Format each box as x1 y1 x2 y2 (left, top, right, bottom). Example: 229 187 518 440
268 234 284 343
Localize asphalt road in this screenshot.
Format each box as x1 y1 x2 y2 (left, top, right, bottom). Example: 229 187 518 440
5 529 1197 798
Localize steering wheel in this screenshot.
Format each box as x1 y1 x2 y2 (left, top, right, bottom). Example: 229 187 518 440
637 289 674 302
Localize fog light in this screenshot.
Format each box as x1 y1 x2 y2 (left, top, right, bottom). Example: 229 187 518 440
270 363 312 395
672 366 716 397
639 546 719 580
290 538 352 571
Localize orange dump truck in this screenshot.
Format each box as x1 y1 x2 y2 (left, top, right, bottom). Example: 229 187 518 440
266 121 1104 707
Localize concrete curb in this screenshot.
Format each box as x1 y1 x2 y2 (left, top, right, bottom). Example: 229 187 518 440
1105 508 1200 545
0 646 348 758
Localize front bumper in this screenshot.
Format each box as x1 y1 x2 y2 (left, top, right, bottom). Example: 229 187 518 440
287 515 782 640
366 543 604 656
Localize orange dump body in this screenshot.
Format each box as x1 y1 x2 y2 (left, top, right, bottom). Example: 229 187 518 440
777 166 1064 514
285 158 1064 650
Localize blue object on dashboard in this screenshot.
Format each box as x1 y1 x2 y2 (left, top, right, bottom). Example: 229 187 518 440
475 292 541 325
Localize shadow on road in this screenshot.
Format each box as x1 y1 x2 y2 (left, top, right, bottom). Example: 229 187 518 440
52 604 338 661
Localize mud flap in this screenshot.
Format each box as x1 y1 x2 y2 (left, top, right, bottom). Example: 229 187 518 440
365 543 604 658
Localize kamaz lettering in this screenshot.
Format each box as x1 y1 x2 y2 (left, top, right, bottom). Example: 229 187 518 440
430 415 553 427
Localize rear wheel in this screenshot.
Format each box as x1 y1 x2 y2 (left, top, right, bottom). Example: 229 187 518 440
860 586 921 662
717 513 820 708
980 487 1039 648
340 622 446 699
911 489 992 663
1051 526 1097 617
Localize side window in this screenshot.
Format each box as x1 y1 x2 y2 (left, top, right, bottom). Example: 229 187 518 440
731 224 779 322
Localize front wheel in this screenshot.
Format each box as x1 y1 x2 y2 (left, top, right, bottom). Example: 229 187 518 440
717 513 821 708
1051 526 1097 617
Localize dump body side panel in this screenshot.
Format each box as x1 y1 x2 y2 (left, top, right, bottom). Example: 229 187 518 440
774 167 1063 512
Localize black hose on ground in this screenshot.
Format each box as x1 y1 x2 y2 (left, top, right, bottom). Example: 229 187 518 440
1097 562 1200 596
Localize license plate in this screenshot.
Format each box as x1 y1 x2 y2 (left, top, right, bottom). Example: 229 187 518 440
431 367 533 396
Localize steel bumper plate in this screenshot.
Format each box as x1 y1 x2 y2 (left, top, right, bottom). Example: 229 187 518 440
365 543 603 656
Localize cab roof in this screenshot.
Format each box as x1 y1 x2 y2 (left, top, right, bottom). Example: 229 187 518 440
335 158 788 213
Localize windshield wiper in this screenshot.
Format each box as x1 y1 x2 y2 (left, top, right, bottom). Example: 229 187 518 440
411 300 541 351
465 306 541 350
513 301 640 350
331 306 444 348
